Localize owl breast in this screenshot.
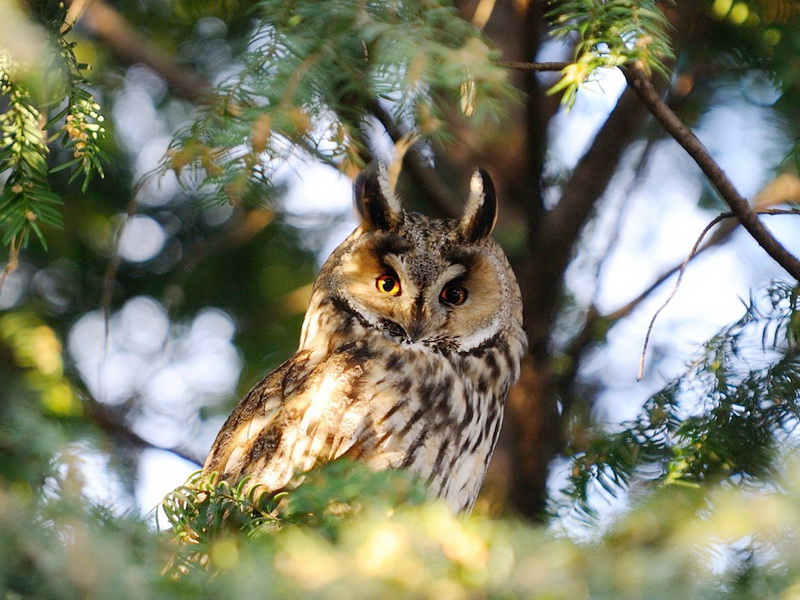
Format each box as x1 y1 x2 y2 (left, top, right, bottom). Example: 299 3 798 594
318 323 522 511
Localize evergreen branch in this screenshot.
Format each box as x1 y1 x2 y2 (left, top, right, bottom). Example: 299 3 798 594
0 49 60 250
161 460 426 575
0 3 107 253
46 16 108 191
558 281 800 522
545 0 675 105
26 0 107 189
165 0 515 205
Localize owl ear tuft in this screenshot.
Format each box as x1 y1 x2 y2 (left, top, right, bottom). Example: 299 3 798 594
354 162 403 231
459 168 497 242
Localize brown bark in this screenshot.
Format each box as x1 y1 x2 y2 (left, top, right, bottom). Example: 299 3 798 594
503 355 560 517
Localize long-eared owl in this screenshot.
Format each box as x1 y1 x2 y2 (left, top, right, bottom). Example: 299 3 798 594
204 163 527 512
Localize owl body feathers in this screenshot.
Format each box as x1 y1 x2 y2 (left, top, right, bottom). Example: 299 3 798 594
204 165 526 512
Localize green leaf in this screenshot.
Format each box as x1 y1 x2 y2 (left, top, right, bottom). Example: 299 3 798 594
27 220 48 250
49 157 82 174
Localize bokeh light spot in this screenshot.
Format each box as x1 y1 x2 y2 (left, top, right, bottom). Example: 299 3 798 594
119 215 166 263
763 28 781 46
711 0 733 18
120 296 169 353
210 539 240 570
729 2 749 24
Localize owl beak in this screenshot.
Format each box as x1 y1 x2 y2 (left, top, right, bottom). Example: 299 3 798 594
406 301 430 342
407 319 426 342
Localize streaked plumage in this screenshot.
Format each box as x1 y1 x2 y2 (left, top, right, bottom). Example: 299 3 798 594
204 163 526 512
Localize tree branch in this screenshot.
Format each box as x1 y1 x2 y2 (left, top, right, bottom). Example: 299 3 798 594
562 172 800 394
520 83 659 358
603 218 736 325
499 60 571 71
554 209 800 422
72 0 213 103
86 398 203 466
624 63 800 281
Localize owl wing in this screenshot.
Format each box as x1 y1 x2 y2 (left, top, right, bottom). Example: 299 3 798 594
202 357 295 484
203 347 373 493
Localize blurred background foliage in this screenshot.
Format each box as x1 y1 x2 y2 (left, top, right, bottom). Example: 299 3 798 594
3 0 800 597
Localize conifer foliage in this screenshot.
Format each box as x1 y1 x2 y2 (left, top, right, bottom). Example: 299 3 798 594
166 0 516 204
0 1 106 251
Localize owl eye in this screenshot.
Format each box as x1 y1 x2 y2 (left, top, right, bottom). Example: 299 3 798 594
376 274 401 296
440 283 468 306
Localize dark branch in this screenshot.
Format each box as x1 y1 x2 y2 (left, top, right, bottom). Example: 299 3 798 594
499 60 571 71
521 83 658 359
624 63 800 282
86 398 203 466
73 0 213 103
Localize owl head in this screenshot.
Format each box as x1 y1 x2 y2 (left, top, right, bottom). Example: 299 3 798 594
300 163 524 354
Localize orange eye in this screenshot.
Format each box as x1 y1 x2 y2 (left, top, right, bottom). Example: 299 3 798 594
376 274 401 296
440 284 468 306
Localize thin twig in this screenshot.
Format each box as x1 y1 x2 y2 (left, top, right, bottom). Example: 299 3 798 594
498 61 571 71
605 219 734 325
637 208 800 380
624 63 800 282
0 237 21 299
607 165 800 325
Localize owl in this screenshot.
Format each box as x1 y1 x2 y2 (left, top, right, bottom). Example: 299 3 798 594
203 163 527 512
